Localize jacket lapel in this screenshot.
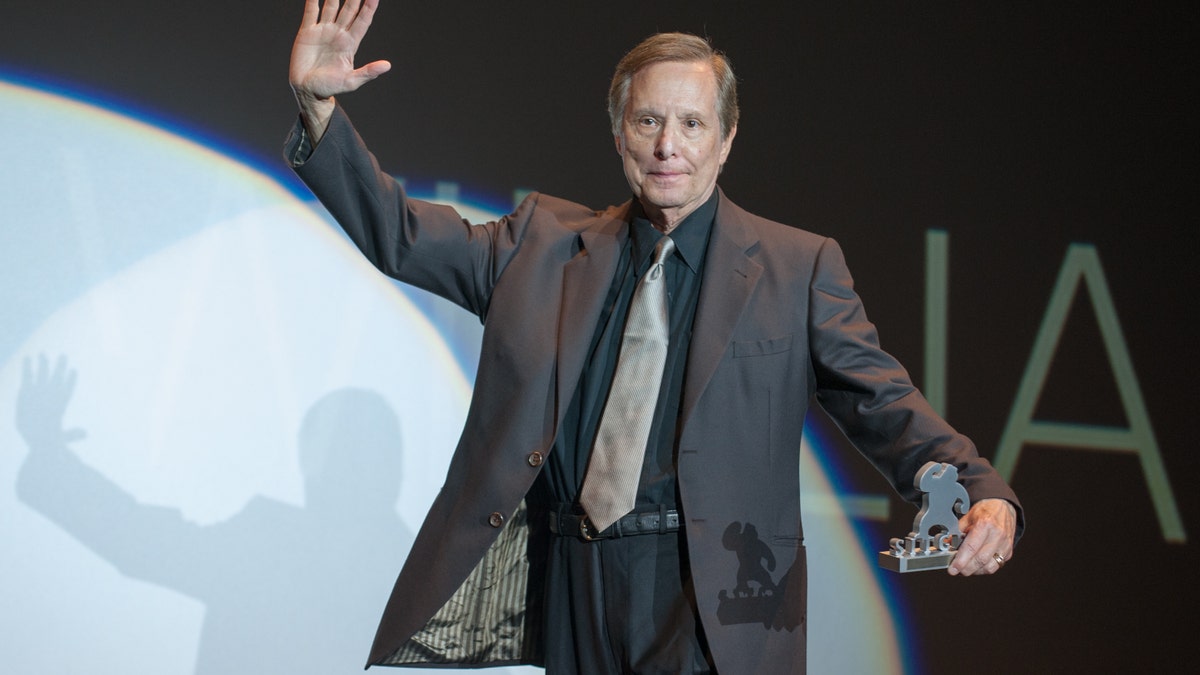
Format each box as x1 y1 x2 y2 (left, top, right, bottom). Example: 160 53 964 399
554 209 629 421
680 192 763 427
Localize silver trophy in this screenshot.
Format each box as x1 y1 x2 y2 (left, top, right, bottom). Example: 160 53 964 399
879 462 969 573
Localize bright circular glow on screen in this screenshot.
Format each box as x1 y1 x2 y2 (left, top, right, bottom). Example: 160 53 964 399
0 78 905 674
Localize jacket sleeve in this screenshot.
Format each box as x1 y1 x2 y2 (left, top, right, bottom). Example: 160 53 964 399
284 105 538 321
807 237 1024 536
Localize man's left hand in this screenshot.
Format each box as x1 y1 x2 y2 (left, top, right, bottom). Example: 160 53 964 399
948 498 1017 576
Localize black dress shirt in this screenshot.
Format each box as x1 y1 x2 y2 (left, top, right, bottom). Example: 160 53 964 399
537 191 714 509
531 190 719 673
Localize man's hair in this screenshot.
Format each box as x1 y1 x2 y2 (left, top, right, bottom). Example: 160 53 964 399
608 32 739 140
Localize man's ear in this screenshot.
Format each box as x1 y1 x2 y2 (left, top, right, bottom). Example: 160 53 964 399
719 124 738 165
614 134 625 156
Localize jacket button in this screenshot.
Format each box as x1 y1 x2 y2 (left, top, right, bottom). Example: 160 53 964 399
488 512 505 528
527 451 544 467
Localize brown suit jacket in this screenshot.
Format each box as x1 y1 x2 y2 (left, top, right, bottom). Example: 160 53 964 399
288 107 1020 674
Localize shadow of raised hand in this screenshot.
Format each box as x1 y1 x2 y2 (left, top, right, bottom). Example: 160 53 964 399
16 354 86 451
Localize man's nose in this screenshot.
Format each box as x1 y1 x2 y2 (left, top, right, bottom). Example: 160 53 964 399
654 123 679 160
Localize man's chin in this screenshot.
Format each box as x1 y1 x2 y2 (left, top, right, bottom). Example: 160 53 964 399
638 190 687 213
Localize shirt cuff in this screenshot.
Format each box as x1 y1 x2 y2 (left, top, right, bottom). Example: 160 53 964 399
284 117 315 167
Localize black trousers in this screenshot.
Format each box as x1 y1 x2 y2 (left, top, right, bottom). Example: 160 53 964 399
540 527 716 674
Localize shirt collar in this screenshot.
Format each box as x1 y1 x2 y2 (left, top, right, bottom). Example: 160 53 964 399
629 189 719 274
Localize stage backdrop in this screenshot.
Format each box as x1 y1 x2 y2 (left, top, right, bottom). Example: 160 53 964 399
1 2 1195 674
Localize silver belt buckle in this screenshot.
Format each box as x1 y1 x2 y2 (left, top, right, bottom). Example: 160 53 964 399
579 515 601 541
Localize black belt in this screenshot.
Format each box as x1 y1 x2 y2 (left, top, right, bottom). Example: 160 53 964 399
549 506 681 541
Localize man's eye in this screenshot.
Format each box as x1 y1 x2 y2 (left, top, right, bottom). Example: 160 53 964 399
639 117 658 127
684 119 700 129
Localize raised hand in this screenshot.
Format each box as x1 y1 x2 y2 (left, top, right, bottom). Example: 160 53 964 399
289 0 391 141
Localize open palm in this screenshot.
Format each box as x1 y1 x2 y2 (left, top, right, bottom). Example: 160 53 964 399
290 0 391 104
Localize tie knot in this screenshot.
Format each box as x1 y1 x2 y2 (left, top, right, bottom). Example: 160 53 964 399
654 236 675 266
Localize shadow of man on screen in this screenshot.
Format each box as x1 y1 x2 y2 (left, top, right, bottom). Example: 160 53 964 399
15 355 412 674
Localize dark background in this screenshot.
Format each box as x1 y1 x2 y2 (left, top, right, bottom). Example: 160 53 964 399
3 2 1196 672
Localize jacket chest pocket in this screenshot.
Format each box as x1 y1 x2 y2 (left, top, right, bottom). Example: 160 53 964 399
732 333 794 358
721 333 806 475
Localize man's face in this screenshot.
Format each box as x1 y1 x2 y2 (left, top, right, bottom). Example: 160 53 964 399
615 60 737 232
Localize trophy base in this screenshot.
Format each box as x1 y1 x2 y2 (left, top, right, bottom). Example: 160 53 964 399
878 549 957 573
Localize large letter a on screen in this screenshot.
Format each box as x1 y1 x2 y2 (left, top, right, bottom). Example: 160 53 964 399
993 244 1185 543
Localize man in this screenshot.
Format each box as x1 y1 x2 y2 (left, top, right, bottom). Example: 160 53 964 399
285 1 1021 673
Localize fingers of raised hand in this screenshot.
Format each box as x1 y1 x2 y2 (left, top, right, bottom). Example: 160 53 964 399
311 0 375 30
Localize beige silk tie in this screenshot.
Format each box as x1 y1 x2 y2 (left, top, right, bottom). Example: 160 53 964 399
579 236 676 532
